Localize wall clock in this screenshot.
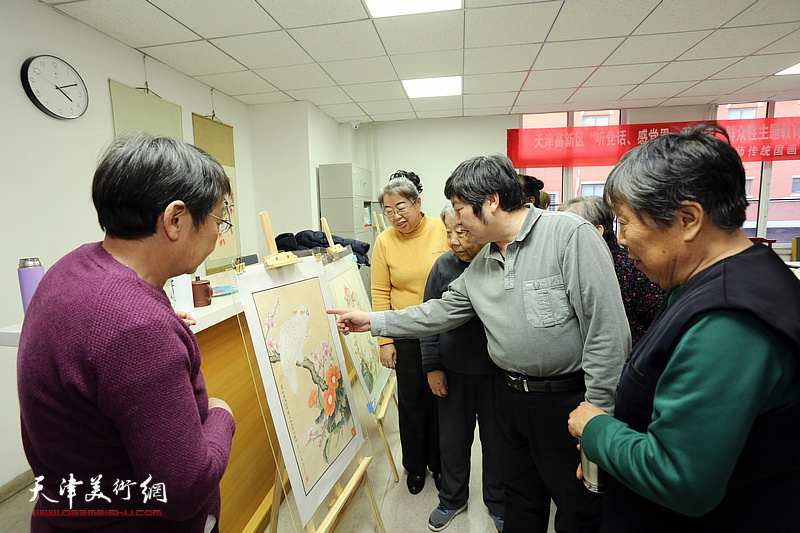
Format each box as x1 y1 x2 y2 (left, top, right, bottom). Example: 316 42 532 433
21 55 88 120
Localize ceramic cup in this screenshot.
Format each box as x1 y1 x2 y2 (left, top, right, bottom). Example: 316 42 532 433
167 274 194 312
192 276 213 307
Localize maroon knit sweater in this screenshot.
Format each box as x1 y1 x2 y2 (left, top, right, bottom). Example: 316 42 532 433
18 242 235 532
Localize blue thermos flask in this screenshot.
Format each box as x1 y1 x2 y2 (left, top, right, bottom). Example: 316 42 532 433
18 258 45 313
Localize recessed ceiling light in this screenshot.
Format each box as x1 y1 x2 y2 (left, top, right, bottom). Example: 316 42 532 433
365 0 462 18
402 76 462 98
775 62 800 76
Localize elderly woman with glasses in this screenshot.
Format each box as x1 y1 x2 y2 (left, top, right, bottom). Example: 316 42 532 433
372 170 448 495
567 124 800 532
18 134 236 533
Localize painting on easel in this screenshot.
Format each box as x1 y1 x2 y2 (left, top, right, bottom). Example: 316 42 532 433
237 256 363 525
324 255 391 410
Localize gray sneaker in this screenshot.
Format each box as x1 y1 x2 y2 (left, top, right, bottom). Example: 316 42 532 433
427 503 467 531
492 514 504 532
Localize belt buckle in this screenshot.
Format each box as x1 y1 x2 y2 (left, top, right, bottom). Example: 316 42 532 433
522 380 530 393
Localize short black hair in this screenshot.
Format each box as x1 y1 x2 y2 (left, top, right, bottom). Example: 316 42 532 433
444 154 526 221
605 123 747 231
92 134 230 239
517 173 544 208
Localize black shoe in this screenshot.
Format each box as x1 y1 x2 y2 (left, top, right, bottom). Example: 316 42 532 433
407 473 425 494
433 471 442 491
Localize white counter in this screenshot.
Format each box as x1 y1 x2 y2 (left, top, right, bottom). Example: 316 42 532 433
1 267 248 348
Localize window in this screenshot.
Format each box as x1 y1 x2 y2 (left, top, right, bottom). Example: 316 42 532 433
521 112 567 210
745 177 754 197
726 107 757 119
581 183 605 196
582 114 609 127
547 191 559 211
792 177 800 196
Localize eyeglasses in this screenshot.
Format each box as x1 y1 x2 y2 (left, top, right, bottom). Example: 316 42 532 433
383 203 414 218
209 202 233 234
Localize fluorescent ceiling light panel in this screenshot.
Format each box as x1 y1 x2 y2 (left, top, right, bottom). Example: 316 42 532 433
365 0 462 18
402 76 462 98
775 62 800 75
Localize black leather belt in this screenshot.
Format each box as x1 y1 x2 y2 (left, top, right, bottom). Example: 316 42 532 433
502 370 585 393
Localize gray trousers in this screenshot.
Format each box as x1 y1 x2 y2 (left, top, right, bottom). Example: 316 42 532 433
437 369 504 517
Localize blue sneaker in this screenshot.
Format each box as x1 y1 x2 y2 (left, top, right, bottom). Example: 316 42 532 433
492 515 504 532
428 503 467 531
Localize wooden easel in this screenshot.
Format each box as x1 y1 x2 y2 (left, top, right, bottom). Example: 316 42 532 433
372 211 386 232
374 376 400 482
260 211 302 269
320 217 347 257
256 213 384 533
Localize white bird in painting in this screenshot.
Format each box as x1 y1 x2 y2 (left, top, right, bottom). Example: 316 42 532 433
279 305 310 393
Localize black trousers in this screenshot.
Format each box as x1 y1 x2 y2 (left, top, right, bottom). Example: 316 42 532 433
495 372 602 533
438 369 504 517
394 339 440 476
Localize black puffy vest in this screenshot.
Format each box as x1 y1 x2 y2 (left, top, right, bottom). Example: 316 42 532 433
602 244 800 533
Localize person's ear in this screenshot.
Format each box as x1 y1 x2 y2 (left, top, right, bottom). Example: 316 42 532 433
161 200 188 242
595 225 605 236
677 201 704 241
485 193 500 214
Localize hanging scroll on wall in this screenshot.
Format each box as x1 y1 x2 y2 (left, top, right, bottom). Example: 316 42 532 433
108 79 182 139
192 113 241 273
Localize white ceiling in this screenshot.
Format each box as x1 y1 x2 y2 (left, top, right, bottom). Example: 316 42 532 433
42 0 800 124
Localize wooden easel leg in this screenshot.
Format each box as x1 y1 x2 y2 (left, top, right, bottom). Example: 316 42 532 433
375 376 400 482
269 453 285 533
360 455 387 533
376 417 399 482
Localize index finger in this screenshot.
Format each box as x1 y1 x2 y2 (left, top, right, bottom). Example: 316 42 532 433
326 309 348 316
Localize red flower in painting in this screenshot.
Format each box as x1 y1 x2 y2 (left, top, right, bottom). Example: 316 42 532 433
308 388 318 408
326 365 341 389
324 388 337 417
351 426 356 437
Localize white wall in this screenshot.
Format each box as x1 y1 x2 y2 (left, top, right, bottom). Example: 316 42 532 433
373 114 521 213
0 0 255 487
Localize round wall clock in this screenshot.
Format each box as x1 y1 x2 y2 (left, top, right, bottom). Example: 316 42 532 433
21 55 88 120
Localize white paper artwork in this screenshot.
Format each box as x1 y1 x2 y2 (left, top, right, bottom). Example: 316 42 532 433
237 256 364 526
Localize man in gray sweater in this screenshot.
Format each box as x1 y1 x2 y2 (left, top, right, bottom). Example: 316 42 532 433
330 154 630 533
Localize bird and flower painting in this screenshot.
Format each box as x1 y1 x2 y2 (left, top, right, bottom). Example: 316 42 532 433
236 256 363 525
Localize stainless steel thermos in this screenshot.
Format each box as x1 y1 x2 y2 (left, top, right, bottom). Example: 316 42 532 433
580 441 605 493
18 257 45 313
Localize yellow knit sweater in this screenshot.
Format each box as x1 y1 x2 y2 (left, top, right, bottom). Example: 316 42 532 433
371 214 448 345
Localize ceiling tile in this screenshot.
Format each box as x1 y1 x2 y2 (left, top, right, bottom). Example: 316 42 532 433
234 92 294 105
465 72 527 93
369 112 417 122
316 102 366 118
464 44 541 74
256 0 368 28
410 95 463 111
616 98 669 108
212 31 313 69
645 58 741 83
465 0 543 6
584 63 666 87
141 41 243 76
724 0 800 27
634 0 754 34
465 3 561 47
533 38 625 70
289 20 384 62
342 81 407 102
193 71 278 95
548 0 660 40
712 53 800 79
523 68 595 90
390 51 464 79
255 64 335 90
657 96 717 107
416 109 464 119
55 0 199 48
559 100 617 111
360 99 414 115
620 81 697 100
148 0 280 38
568 85 637 102
679 24 800 60
464 106 513 116
677 77 763 97
512 103 567 114
464 92 518 108
770 88 800 100
285 86 352 106
605 31 712 65
757 28 800 55
375 11 464 55
321 56 398 85
729 75 800 94
516 88 577 106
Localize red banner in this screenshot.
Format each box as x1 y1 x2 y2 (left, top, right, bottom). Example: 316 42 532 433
508 117 800 168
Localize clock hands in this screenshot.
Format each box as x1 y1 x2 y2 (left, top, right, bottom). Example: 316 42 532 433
56 86 73 102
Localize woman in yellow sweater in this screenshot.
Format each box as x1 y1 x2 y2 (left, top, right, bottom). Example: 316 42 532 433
373 170 449 495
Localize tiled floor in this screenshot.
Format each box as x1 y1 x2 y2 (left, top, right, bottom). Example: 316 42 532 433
0 377 557 532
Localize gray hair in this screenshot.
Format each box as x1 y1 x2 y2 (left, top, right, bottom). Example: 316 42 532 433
605 123 747 231
559 196 614 244
440 204 455 223
378 169 423 207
